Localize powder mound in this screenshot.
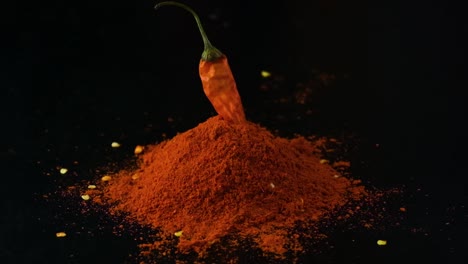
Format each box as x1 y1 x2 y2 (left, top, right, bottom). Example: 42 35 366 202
103 116 364 255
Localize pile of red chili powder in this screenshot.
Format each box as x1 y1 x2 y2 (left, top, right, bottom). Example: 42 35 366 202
98 116 365 259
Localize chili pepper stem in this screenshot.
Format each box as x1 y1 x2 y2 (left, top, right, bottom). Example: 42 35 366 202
155 1 224 61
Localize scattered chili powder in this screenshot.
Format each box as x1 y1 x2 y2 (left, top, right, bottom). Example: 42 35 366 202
99 116 366 258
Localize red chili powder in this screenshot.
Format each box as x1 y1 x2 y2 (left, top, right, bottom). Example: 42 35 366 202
100 116 365 257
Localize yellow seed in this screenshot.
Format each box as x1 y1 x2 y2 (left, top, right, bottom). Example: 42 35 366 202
87 185 96 189
377 240 387 246
174 231 183 237
59 168 68 174
320 159 329 164
111 142 121 148
134 145 144 154
131 174 139 180
56 232 67 238
81 194 90 201
261 70 271 78
101 175 112 182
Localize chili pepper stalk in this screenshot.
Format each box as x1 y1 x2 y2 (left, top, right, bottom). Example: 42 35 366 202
155 1 246 123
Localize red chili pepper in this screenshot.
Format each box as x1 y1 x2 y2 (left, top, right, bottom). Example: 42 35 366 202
155 1 246 123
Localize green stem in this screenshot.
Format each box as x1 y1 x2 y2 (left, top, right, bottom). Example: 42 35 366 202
155 1 224 61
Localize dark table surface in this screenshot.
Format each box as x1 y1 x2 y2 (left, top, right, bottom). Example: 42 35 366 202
3 1 466 263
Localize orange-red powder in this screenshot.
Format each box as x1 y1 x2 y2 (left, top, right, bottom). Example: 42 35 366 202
99 116 365 257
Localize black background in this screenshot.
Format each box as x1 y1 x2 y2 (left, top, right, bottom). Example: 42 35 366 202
2 0 466 263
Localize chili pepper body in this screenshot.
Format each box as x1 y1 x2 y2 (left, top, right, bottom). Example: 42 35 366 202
155 1 246 123
199 56 245 123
